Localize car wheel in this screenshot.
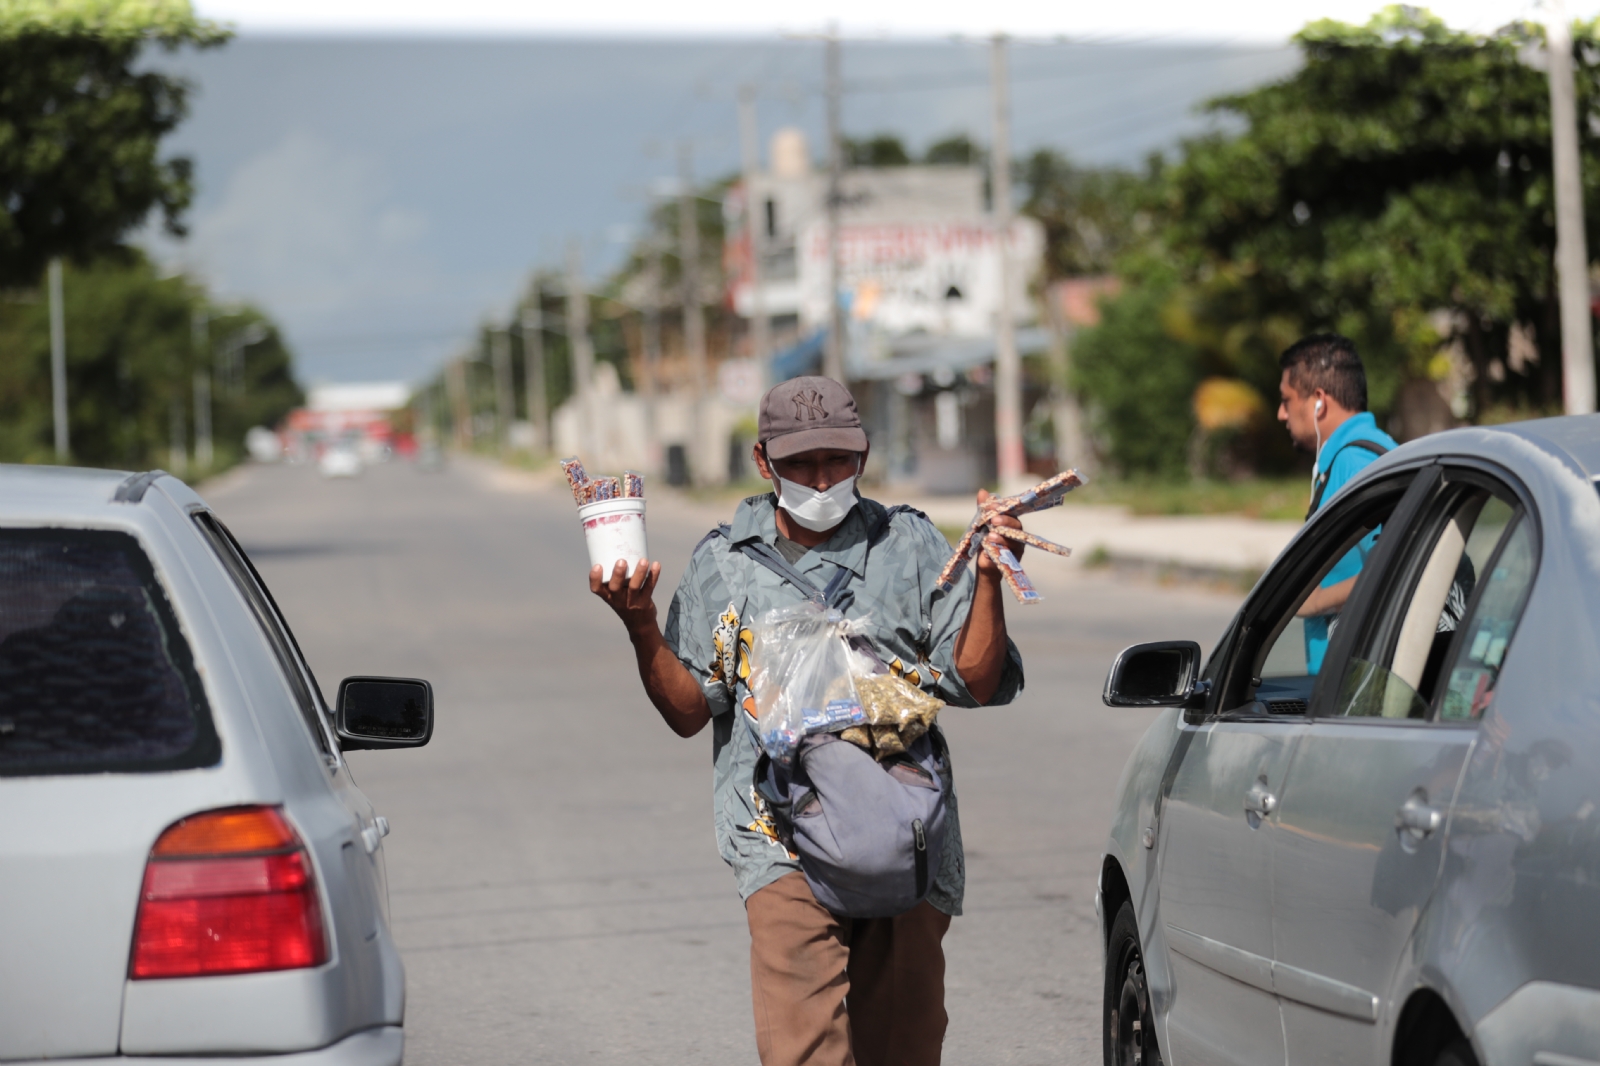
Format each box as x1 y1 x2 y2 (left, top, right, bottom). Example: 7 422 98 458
1105 900 1162 1066
1432 1039 1479 1066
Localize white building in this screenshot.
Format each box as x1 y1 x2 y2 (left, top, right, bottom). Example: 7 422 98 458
725 129 1051 492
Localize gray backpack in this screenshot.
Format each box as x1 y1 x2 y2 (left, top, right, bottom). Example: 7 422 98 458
711 503 952 918
756 728 949 918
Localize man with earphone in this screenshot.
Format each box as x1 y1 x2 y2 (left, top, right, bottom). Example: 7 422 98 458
1276 333 1398 674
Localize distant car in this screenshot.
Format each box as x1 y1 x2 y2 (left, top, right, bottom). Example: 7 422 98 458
318 446 362 479
0 466 432 1065
1097 415 1600 1066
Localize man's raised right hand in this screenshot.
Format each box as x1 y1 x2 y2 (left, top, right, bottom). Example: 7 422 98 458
590 558 663 636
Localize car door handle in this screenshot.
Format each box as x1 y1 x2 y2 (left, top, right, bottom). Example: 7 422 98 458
1396 793 1442 837
360 815 390 854
1243 783 1277 817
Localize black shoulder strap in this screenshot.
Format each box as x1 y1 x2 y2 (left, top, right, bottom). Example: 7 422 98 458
1307 439 1390 518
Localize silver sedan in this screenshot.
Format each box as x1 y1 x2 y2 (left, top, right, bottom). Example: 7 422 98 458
1099 414 1600 1066
0 466 431 1065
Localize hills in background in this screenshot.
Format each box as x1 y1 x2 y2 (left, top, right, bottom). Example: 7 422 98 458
144 36 1297 383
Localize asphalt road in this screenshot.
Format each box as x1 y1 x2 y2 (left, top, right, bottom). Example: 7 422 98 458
205 458 1242 1066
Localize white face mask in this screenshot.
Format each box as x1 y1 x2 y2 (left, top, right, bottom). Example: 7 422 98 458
775 473 859 532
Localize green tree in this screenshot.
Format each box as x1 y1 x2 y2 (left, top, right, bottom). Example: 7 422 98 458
924 134 983 166
0 251 299 469
0 0 229 287
1162 6 1600 418
1018 149 1153 279
1071 270 1206 478
844 134 911 167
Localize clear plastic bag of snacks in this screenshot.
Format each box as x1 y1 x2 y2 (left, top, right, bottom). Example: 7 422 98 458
747 602 867 763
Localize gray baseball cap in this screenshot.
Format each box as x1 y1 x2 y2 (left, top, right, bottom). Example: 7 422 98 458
758 376 869 460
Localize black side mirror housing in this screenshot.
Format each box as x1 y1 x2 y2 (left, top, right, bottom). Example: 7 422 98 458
1103 641 1203 707
336 676 434 751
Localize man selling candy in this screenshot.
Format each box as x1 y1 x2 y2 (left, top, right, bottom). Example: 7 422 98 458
588 376 1026 1066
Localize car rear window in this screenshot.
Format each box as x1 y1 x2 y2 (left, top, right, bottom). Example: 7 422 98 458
0 528 219 776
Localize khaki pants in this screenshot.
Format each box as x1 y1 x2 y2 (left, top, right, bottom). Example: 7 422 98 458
745 872 952 1066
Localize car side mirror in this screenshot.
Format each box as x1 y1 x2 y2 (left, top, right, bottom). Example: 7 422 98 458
1103 641 1203 707
336 676 433 751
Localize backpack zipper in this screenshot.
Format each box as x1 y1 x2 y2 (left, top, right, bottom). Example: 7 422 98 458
913 818 928 898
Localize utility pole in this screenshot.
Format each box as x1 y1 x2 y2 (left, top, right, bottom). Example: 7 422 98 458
739 85 772 385
566 241 597 459
168 397 187 477
47 258 68 461
823 28 846 382
446 355 472 448
521 285 548 452
643 234 664 473
490 326 514 452
192 310 213 471
1547 0 1597 414
678 142 708 400
990 34 1026 491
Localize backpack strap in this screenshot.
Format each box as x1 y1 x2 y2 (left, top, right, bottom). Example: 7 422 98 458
735 504 906 609
1307 439 1389 519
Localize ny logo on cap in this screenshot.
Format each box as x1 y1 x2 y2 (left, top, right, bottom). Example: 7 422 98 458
792 389 828 421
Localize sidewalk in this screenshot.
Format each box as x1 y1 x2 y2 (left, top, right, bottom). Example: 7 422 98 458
469 457 1301 590
891 492 1301 589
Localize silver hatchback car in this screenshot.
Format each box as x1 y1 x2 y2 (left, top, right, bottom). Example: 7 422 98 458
0 467 431 1064
1098 415 1600 1066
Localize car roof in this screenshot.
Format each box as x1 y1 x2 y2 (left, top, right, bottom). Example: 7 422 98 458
0 463 147 515
1494 413 1600 477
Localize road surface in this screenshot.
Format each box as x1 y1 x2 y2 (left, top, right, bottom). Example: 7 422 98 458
205 459 1242 1065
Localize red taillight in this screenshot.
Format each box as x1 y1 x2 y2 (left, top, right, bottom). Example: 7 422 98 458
130 806 327 979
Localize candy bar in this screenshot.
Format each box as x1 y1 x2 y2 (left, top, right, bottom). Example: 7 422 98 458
936 469 1086 602
560 456 590 505
622 471 645 498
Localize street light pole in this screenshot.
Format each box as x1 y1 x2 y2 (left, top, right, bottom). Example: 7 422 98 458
1547 0 1597 414
739 85 772 386
491 326 514 453
521 287 548 452
192 310 213 471
823 27 846 383
990 34 1026 490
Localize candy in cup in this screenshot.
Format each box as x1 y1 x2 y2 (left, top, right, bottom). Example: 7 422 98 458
565 456 649 578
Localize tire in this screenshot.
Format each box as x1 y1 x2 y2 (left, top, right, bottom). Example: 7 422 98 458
1104 901 1163 1066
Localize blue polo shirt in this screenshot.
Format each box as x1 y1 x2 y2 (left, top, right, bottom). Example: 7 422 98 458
1305 412 1397 673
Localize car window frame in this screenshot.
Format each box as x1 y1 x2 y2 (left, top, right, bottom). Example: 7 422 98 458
1425 478 1541 724
191 511 340 764
1312 461 1539 727
1201 461 1438 722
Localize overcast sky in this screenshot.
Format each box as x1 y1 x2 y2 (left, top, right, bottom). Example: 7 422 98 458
149 0 1589 386
195 0 1565 42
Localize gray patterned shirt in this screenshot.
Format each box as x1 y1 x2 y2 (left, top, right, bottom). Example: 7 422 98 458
662 491 1025 915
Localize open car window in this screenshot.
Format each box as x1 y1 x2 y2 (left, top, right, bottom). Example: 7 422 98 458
1436 514 1536 722
0 528 219 776
1330 471 1531 723
1209 469 1424 718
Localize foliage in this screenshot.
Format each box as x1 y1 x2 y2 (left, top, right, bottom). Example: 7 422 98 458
0 0 228 287
1017 149 1153 279
1070 271 1205 479
1161 5 1600 418
924 134 983 166
1070 6 1600 477
844 134 911 167
0 250 299 469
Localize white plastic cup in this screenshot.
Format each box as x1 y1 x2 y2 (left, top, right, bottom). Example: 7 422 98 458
579 498 648 579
